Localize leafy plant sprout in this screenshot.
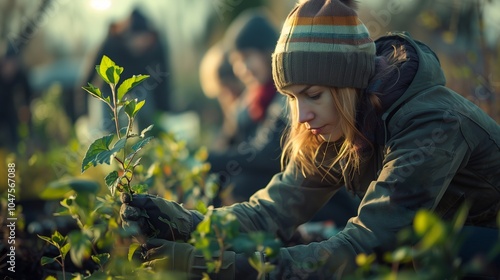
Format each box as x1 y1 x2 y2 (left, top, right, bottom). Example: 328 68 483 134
38 231 70 280
80 55 152 199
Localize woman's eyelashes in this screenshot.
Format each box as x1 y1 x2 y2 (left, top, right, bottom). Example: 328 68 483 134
281 89 322 100
307 92 321 100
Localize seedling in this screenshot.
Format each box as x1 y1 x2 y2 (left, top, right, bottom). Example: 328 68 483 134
81 55 152 198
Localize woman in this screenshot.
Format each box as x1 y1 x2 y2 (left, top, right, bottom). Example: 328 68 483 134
120 0 500 279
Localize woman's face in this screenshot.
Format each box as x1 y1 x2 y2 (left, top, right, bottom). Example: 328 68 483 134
283 85 343 142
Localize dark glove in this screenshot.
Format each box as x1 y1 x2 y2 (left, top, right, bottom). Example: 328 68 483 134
141 238 238 279
120 193 203 241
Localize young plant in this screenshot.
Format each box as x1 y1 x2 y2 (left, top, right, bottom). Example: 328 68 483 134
190 205 281 279
38 179 117 279
38 231 70 280
38 55 153 279
81 55 152 198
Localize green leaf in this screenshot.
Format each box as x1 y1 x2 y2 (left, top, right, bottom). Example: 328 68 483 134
131 136 153 153
140 125 154 138
105 171 119 186
92 253 110 266
60 243 71 259
355 253 376 267
195 200 208 215
68 231 92 267
263 263 276 273
206 262 217 273
131 184 149 194
119 126 128 136
498 209 500 228
81 134 113 172
421 222 446 249
195 146 209 161
96 55 123 84
52 231 66 247
388 246 412 263
124 99 146 119
414 210 435 236
452 203 469 233
60 197 73 208
414 210 446 249
197 217 211 234
105 171 119 195
132 157 142 167
248 254 262 271
106 66 116 83
38 234 54 245
128 243 141 261
117 75 150 101
193 235 211 252
81 135 127 172
41 179 100 200
82 83 107 102
41 256 56 266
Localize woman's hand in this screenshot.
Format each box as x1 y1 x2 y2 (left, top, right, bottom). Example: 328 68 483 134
119 193 196 241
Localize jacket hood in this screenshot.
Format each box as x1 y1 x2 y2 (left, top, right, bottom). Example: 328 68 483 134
375 32 446 118
358 31 446 146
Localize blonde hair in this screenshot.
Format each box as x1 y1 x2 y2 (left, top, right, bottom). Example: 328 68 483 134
281 87 368 181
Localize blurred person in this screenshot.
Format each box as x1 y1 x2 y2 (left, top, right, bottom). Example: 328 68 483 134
204 9 287 207
0 45 32 151
199 42 245 151
81 8 171 135
121 0 500 279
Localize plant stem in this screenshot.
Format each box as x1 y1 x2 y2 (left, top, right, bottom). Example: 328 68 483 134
109 83 121 139
114 156 124 166
213 226 226 274
126 116 134 139
56 257 66 280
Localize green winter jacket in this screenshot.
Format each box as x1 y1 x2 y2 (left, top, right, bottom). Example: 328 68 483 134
218 32 500 278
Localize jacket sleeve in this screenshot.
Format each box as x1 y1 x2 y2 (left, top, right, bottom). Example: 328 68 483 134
267 105 472 279
219 160 344 241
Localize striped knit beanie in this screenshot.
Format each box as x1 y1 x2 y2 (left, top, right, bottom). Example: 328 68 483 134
272 0 376 91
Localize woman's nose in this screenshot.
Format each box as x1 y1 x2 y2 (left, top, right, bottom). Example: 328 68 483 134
297 101 314 123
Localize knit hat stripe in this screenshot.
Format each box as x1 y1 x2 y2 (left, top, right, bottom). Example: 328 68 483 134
291 16 359 26
282 31 370 41
275 40 375 53
280 24 370 39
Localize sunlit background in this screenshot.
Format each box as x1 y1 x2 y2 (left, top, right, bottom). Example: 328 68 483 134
1 0 499 118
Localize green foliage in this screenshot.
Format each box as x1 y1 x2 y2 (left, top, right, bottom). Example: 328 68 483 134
81 135 125 173
37 58 154 277
81 55 151 197
348 205 500 280
38 231 70 279
190 206 281 278
40 179 99 200
38 55 250 279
